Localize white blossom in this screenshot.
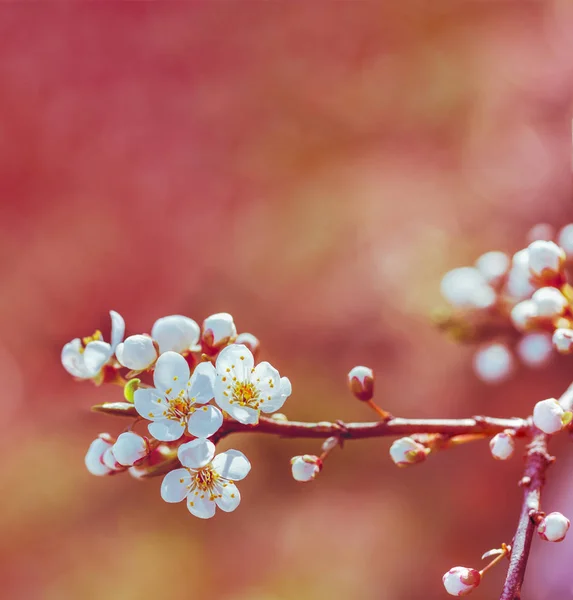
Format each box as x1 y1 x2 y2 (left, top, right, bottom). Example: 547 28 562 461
506 249 535 300
347 365 374 401
475 251 509 285
442 567 481 597
213 344 291 425
510 300 538 332
85 435 122 476
532 398 567 434
440 267 496 310
151 315 200 354
538 512 570 542
528 240 565 278
115 335 158 370
489 432 515 460
531 287 568 318
291 455 322 482
112 431 149 466
389 437 428 467
516 332 553 368
202 313 237 350
160 438 250 519
472 343 513 384
553 328 573 355
134 352 222 441
557 224 573 258
62 311 125 379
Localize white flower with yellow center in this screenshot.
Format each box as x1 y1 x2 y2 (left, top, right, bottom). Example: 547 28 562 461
161 438 251 519
133 352 222 441
213 344 291 425
62 311 125 380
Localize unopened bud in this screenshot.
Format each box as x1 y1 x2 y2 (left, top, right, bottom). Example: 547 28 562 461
85 435 116 476
102 447 122 471
531 287 568 319
115 335 158 370
517 333 553 368
348 366 374 402
553 328 573 355
510 300 538 332
389 437 428 467
290 455 322 482
528 240 565 280
506 250 535 300
472 343 513 384
442 566 481 597
532 398 570 434
557 224 573 258
538 512 570 542
112 431 149 466
151 315 200 354
202 313 237 351
440 267 496 309
489 431 515 460
475 251 510 285
234 332 260 357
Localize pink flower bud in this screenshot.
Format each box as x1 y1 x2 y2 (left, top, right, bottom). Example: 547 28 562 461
290 455 322 482
442 566 481 597
538 512 570 542
531 287 568 319
510 300 538 332
528 240 565 279
389 437 428 467
472 343 513 384
112 431 150 466
557 224 573 258
202 313 237 351
553 328 573 355
489 431 515 460
348 365 374 402
506 250 535 300
532 398 567 434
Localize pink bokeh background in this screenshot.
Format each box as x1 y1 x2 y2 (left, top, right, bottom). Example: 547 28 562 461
1 4 573 599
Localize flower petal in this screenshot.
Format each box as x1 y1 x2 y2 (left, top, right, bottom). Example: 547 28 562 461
178 438 216 469
153 351 190 397
151 315 200 354
109 310 125 351
85 438 113 476
116 335 157 370
224 403 260 425
62 339 90 378
187 405 223 438
187 493 216 519
161 468 191 503
147 419 186 442
134 388 169 420
82 341 112 375
216 344 254 381
187 362 216 404
212 449 251 481
214 482 241 512
252 362 282 413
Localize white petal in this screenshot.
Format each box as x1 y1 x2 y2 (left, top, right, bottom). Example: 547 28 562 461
214 482 241 512
102 447 121 470
224 403 260 425
134 388 169 420
187 405 223 438
148 419 186 442
187 493 216 519
109 310 125 351
151 315 200 354
112 432 148 466
254 362 285 413
161 468 191 503
280 376 292 398
212 449 251 481
153 351 190 397
82 341 112 375
178 438 216 469
85 438 113 476
116 335 157 370
187 362 216 404
203 313 237 346
216 344 254 380
62 339 90 378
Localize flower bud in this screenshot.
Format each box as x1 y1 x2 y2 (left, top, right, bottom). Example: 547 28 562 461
538 512 570 542
516 332 553 368
111 431 149 466
510 300 538 332
527 223 555 243
531 287 568 319
115 335 158 370
151 315 200 354
475 251 509 285
440 267 496 309
557 224 573 258
528 240 565 279
290 455 322 482
85 435 116 476
553 328 573 355
472 343 513 384
348 366 374 402
489 431 515 460
532 398 568 434
234 332 260 357
442 567 481 597
506 250 535 300
389 437 428 467
102 447 122 471
321 436 339 453
202 313 237 351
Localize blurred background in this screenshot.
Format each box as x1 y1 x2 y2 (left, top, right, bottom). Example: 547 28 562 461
1 3 573 599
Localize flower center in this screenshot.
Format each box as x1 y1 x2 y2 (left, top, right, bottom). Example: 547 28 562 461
164 393 191 421
80 330 103 353
232 381 261 409
193 466 219 492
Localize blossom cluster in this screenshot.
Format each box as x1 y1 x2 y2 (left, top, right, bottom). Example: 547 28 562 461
440 223 573 384
63 312 292 518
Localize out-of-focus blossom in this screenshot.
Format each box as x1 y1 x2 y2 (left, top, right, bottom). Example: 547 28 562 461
115 334 158 370
442 567 481 597
440 267 496 310
552 328 573 355
389 437 428 467
510 300 538 332
557 224 573 257
489 431 515 460
527 223 555 243
347 365 374 401
527 240 565 279
538 512 570 542
290 454 322 482
516 333 553 368
472 343 513 384
151 315 200 354
530 287 568 319
475 251 509 285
